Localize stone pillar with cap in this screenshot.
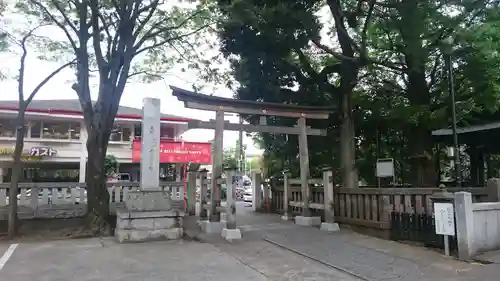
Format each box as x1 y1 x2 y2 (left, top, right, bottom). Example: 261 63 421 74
221 168 242 240
320 167 340 232
252 171 263 212
198 169 209 220
115 97 184 243
281 169 292 220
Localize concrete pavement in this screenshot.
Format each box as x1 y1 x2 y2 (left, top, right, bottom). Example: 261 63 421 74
194 202 495 281
0 238 267 281
3 202 500 280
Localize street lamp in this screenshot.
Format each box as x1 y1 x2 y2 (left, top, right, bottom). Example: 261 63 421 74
441 37 462 187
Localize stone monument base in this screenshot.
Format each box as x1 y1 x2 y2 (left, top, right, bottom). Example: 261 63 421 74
320 222 340 232
221 228 242 241
199 220 227 234
115 190 184 243
295 216 321 227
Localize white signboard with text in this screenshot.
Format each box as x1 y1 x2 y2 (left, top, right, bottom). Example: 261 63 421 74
376 158 394 178
434 202 455 236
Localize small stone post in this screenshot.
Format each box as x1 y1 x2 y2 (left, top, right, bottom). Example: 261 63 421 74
221 169 242 240
454 192 475 260
225 169 237 229
281 170 291 220
175 164 182 182
187 171 197 215
252 171 262 212
199 169 208 221
263 178 270 212
320 168 339 232
486 178 500 202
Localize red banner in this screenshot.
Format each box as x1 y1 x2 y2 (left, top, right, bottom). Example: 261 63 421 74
132 140 211 164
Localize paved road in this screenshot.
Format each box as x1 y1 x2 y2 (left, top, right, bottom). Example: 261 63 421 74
190 202 363 281
0 238 267 281
2 202 499 280
0 202 361 281
230 202 500 281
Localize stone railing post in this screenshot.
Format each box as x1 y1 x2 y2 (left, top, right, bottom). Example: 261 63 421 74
486 178 500 202
30 185 39 209
198 169 208 221
320 168 339 232
251 171 262 212
263 177 270 212
454 192 475 260
221 169 242 241
225 169 237 229
187 171 197 216
281 170 291 220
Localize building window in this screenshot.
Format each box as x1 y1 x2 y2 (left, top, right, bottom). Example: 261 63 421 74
110 123 132 142
0 118 15 137
110 124 122 141
42 121 70 139
134 124 141 138
160 126 174 139
132 125 174 139
30 120 42 138
69 122 81 140
122 126 131 141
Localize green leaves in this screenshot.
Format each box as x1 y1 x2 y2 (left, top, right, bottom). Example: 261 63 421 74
216 0 500 185
104 154 118 177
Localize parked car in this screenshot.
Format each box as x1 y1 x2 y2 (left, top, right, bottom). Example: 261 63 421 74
243 187 253 205
242 184 271 206
107 173 131 182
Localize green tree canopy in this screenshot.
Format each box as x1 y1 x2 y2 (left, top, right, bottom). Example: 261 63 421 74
16 0 220 232
216 0 500 186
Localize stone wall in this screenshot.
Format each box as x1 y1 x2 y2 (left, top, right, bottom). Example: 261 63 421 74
115 209 184 242
455 182 500 260
472 202 500 253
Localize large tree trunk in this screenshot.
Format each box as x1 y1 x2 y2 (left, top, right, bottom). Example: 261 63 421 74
8 110 26 238
398 0 437 187
408 125 436 187
407 71 436 187
339 92 358 188
85 120 111 235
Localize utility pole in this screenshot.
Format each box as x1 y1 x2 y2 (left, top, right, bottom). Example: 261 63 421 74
442 37 462 187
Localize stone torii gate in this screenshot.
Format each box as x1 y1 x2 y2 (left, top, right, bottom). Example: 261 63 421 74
171 86 336 238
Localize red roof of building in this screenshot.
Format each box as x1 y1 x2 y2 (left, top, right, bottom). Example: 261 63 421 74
0 99 191 122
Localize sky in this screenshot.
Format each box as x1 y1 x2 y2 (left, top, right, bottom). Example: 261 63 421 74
0 2 338 157
0 55 263 155
0 5 264 156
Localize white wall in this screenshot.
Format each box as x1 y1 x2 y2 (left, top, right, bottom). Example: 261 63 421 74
455 185 500 260
472 202 500 254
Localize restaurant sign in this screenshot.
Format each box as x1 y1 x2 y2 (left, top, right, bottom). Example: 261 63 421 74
0 146 57 160
132 140 211 164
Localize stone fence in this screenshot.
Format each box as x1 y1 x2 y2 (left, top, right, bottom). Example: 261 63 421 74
269 170 489 235
0 181 184 219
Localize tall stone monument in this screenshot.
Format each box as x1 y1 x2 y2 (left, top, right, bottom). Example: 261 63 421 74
140 97 161 190
115 97 184 243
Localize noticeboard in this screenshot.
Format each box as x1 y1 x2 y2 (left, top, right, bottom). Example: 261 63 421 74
434 202 455 236
376 158 394 178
